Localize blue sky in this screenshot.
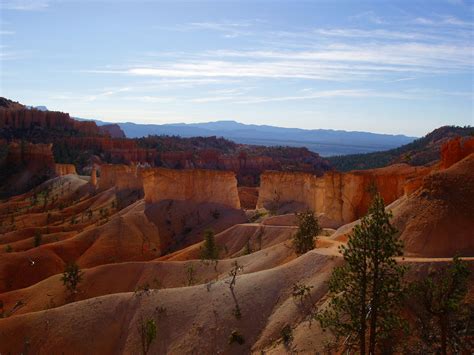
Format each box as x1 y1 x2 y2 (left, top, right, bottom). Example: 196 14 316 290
0 0 473 136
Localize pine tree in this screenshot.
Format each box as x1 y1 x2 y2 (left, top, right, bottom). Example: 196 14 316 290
293 210 320 255
408 256 471 354
317 194 406 354
201 229 219 261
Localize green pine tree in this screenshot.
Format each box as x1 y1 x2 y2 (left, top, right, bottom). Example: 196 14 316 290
201 229 219 261
317 193 406 354
293 210 320 255
408 256 471 354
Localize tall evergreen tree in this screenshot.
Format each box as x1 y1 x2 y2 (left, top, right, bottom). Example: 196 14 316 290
408 256 471 354
293 210 321 255
318 194 406 354
201 229 219 261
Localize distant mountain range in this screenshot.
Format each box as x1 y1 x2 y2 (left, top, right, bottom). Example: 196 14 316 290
75 117 416 157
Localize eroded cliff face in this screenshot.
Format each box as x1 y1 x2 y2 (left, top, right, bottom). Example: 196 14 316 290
143 168 241 209
257 164 430 227
0 142 56 196
0 107 100 136
391 153 474 257
440 136 474 169
98 164 143 192
99 124 126 138
54 164 77 176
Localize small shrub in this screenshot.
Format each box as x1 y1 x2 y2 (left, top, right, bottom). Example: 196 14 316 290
134 283 151 296
292 282 313 303
211 209 220 219
61 262 83 294
229 330 245 345
249 210 266 223
232 305 242 319
244 238 252 255
185 264 196 286
281 324 293 345
33 230 42 247
139 318 157 355
5 245 13 253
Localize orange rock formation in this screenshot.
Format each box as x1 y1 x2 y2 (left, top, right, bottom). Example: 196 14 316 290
90 167 97 187
257 164 430 226
54 163 77 176
440 136 474 169
0 107 100 136
390 153 474 256
143 168 241 209
98 164 143 191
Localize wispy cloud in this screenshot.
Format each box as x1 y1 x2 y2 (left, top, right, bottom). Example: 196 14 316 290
350 11 386 25
0 0 50 11
413 15 473 27
187 21 253 38
94 39 470 83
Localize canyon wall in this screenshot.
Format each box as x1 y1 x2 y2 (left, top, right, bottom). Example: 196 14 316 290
143 168 241 209
98 164 143 191
0 107 100 136
5 141 55 168
0 142 56 196
54 163 77 176
257 164 430 226
440 136 474 169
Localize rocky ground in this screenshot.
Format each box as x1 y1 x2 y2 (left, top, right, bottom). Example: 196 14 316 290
0 140 472 353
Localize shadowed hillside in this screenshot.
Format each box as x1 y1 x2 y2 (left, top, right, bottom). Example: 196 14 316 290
328 125 474 171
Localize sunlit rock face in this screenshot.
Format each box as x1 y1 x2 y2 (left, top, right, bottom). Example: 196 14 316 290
142 168 241 209
257 164 429 227
98 164 143 192
54 164 77 176
440 136 474 169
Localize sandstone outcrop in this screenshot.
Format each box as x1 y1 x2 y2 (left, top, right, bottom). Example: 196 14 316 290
90 167 97 187
390 153 474 257
143 168 241 209
4 141 55 168
440 136 474 169
99 124 126 138
54 163 77 176
257 164 430 226
0 107 100 136
98 164 143 192
0 142 56 196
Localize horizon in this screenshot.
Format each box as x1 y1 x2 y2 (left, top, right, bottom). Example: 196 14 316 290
1 0 473 136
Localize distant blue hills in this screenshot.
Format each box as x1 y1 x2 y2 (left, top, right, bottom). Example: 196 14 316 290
75 116 416 157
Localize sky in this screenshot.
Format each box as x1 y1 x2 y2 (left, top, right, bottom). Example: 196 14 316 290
0 0 473 136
